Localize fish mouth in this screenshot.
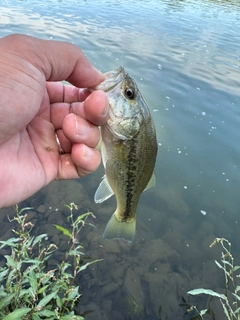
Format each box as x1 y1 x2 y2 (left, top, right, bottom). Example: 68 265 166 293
94 66 127 92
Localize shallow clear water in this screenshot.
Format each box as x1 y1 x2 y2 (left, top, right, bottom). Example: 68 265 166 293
1 0 240 319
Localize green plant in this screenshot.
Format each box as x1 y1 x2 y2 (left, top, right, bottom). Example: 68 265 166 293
0 203 101 320
187 238 240 320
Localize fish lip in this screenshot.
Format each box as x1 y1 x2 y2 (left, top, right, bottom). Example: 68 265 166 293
93 66 128 92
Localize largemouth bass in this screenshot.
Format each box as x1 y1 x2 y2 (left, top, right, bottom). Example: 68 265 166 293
94 66 157 242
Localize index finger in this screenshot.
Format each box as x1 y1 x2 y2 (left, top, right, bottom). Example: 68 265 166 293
3 34 104 88
46 82 90 104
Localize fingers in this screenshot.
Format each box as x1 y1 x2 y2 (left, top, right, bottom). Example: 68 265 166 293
63 116 100 148
51 90 109 129
58 145 101 179
71 90 109 126
46 82 90 104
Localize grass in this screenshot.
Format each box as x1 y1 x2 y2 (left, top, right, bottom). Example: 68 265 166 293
186 238 240 320
0 203 101 320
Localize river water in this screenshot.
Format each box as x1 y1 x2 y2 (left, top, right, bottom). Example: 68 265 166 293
0 0 240 319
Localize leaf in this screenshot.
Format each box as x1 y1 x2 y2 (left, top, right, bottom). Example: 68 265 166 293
32 234 48 247
79 259 103 272
28 270 38 293
35 291 58 309
67 286 79 300
18 207 33 214
232 266 240 273
187 288 226 300
34 309 56 317
2 307 31 320
5 256 17 268
0 238 20 249
19 288 33 298
0 293 15 309
236 286 240 292
215 260 231 278
221 260 233 268
38 285 49 295
215 260 225 271
234 307 240 315
54 225 72 239
0 268 9 282
60 315 84 320
220 300 231 320
232 293 240 302
74 212 92 225
56 295 63 308
32 314 41 320
200 309 208 315
68 249 84 256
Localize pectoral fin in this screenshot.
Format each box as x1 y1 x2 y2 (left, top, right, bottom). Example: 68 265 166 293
94 175 114 203
144 172 156 192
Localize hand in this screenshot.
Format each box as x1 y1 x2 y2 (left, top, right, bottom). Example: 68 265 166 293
0 34 108 208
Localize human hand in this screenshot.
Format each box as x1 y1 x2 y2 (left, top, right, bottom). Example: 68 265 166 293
0 34 108 208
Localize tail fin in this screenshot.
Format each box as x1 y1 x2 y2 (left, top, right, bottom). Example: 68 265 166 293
103 213 136 242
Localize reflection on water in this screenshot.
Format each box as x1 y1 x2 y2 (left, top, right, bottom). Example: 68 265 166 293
1 0 240 319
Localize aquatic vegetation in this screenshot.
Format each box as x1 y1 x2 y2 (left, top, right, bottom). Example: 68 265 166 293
125 292 144 319
0 204 101 319
187 238 240 319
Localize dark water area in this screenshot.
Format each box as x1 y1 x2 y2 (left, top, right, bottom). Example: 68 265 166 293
0 0 240 319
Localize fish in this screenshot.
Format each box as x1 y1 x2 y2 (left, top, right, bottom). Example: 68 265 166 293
93 66 157 242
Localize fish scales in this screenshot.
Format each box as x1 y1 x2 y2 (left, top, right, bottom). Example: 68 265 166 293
92 66 157 242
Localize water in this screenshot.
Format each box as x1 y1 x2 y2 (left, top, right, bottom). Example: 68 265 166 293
0 0 240 319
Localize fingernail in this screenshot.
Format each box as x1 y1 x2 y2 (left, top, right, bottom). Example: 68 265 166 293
101 97 109 117
75 116 90 137
82 145 94 158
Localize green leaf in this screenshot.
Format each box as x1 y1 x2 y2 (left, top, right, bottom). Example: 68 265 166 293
60 315 84 320
79 259 103 272
200 309 208 315
221 260 233 267
34 309 56 317
220 300 231 320
18 207 33 214
5 255 17 268
0 268 9 282
0 293 15 309
56 295 63 308
232 266 240 273
2 307 31 320
32 234 48 247
215 260 225 270
36 291 58 309
187 288 226 300
38 285 49 295
234 307 240 315
236 286 240 292
74 212 92 225
28 270 38 293
54 225 72 239
19 288 33 298
232 293 240 302
0 238 20 249
68 249 84 256
68 286 79 300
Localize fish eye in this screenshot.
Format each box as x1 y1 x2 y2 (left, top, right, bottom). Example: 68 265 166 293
124 87 135 100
